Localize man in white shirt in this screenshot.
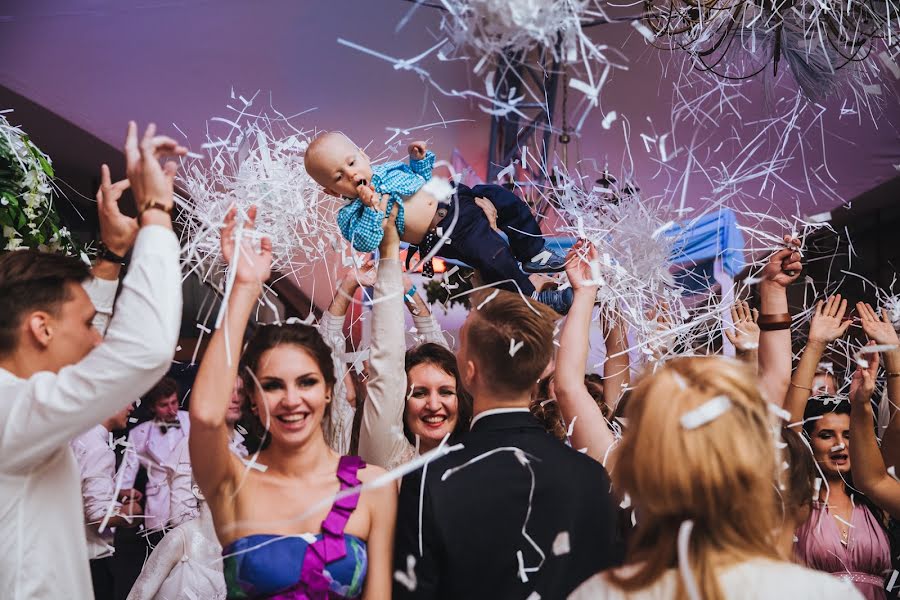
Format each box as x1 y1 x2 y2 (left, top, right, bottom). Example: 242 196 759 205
0 122 185 600
117 377 191 533
71 403 143 598
168 378 248 526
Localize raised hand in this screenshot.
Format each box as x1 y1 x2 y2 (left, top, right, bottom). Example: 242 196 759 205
220 205 272 287
809 294 852 345
350 259 378 289
724 300 760 352
857 302 900 346
850 342 879 408
761 235 803 288
123 121 187 213
564 239 599 292
408 141 428 160
379 199 401 253
96 164 138 256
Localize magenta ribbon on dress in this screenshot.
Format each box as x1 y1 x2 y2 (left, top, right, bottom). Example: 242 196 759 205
275 456 365 600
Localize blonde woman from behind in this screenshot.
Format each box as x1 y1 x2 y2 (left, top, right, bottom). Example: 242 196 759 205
569 356 862 600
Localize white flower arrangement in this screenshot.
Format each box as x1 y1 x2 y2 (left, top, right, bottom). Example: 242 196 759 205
0 111 77 254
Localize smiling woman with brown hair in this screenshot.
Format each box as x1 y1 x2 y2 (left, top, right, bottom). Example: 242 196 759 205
189 205 398 599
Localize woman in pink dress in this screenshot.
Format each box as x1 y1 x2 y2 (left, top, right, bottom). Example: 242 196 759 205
795 397 891 599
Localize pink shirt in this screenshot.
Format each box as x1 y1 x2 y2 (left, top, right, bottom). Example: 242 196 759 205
795 500 890 600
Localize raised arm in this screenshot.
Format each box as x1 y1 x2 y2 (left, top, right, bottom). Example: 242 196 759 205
403 273 450 349
358 201 412 468
757 235 803 406
319 261 376 453
857 302 900 470
407 142 434 181
784 296 851 427
190 206 272 502
602 313 630 412
0 123 183 471
848 348 900 518
554 241 619 468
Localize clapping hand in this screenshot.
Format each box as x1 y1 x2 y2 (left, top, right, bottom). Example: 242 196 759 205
96 164 138 256
123 121 187 213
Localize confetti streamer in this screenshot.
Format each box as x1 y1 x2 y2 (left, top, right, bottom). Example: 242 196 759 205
680 395 733 430
175 93 346 298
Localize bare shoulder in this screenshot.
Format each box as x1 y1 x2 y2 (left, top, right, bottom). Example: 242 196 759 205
356 461 387 484
356 462 397 505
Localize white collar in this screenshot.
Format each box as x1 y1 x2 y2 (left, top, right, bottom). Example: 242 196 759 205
470 407 530 429
0 367 21 383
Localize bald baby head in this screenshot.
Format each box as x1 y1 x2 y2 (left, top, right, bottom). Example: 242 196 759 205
306 132 373 198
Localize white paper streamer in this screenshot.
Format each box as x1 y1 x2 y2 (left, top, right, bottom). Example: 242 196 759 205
680 395 733 430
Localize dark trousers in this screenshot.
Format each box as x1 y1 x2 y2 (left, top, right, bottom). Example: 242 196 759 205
435 184 545 295
90 557 115 600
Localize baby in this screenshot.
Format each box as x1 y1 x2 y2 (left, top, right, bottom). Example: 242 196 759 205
305 132 573 313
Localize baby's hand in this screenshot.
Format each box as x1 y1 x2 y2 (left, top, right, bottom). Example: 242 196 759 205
408 141 428 160
357 183 377 208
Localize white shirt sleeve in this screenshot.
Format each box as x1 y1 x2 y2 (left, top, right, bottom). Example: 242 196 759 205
358 258 413 468
71 428 119 524
412 313 450 349
0 225 182 474
82 276 119 336
317 309 354 454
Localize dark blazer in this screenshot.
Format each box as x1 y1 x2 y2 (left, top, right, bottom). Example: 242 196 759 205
393 410 621 600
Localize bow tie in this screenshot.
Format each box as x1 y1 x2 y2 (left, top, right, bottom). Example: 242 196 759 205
155 420 181 434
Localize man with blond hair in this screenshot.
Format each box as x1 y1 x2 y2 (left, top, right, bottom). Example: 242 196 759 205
393 290 621 599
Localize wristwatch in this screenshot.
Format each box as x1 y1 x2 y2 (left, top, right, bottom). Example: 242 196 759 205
139 201 174 220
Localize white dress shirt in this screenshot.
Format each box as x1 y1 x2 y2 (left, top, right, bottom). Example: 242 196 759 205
0 225 182 600
117 411 191 531
71 424 119 560
168 429 247 527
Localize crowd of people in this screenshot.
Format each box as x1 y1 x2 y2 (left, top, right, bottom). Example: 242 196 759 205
1 122 898 600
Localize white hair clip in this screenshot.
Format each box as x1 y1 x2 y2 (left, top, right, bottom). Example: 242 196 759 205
680 395 733 430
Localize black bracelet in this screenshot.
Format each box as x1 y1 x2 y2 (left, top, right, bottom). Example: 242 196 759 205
97 242 126 265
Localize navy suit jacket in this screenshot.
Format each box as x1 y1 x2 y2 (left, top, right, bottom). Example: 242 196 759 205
393 410 622 600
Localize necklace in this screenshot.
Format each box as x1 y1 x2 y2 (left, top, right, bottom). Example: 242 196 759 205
830 510 852 546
